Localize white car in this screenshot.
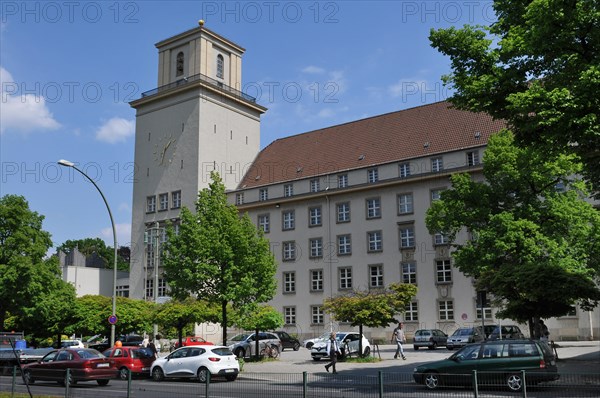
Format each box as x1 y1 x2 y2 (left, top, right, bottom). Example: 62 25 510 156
302 332 329 349
60 339 84 348
150 345 239 382
311 332 371 360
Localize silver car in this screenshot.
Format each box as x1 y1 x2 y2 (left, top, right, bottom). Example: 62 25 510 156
227 332 281 358
413 329 448 350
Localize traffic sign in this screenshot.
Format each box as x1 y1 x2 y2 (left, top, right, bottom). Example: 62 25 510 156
108 315 118 325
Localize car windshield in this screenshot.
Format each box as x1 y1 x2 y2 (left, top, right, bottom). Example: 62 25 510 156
450 344 480 360
231 334 250 342
211 347 234 356
416 330 431 336
131 348 154 358
454 329 472 336
75 349 103 359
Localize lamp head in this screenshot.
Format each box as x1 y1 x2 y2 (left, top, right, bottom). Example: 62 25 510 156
58 159 75 167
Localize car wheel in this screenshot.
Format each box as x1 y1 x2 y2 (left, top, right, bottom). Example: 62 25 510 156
506 373 523 392
312 357 320 361
293 342 300 351
197 367 210 383
234 348 245 359
429 342 438 350
363 346 370 356
424 372 440 390
97 379 110 386
152 367 165 382
414 346 419 350
23 370 34 384
118 367 129 380
225 374 238 381
306 342 314 349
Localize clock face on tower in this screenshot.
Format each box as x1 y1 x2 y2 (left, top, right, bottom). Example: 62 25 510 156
153 133 176 166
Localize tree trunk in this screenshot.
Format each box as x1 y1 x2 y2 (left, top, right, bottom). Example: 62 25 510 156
221 300 227 346
255 327 260 360
359 324 364 357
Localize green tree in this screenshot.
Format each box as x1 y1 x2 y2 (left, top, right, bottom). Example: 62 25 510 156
429 0 600 196
426 130 600 334
0 195 54 329
163 172 277 345
154 298 219 347
233 304 283 359
323 283 417 357
57 238 129 271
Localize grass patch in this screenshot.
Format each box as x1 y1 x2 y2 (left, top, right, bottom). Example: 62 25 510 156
0 394 60 398
344 356 381 363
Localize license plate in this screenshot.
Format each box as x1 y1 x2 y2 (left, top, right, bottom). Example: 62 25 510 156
97 363 109 368
142 367 150 371
225 369 234 373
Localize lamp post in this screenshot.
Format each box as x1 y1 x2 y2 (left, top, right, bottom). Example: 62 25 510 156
58 159 118 347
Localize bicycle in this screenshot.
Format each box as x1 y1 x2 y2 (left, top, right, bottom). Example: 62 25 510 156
259 343 280 359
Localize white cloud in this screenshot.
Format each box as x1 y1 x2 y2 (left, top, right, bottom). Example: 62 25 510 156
0 67 61 133
101 223 131 247
302 66 325 74
95 117 134 143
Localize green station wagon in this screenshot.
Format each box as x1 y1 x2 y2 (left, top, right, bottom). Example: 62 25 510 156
413 339 559 391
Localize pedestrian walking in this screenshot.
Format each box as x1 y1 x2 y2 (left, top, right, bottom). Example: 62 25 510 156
391 322 406 360
324 332 341 374
539 320 550 342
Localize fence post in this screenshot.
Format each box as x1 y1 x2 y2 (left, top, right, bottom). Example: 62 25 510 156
64 368 70 398
11 365 16 397
127 368 132 398
521 370 527 398
378 370 384 398
302 371 307 398
204 370 211 397
472 370 479 398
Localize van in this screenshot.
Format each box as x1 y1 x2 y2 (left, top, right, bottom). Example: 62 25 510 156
413 339 559 391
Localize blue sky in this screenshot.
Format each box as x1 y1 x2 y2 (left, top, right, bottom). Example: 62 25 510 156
0 1 496 253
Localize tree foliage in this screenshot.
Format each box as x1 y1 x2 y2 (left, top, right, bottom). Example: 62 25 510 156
232 304 283 359
429 0 600 196
163 172 277 344
57 238 129 271
323 283 417 356
154 298 219 346
426 130 600 326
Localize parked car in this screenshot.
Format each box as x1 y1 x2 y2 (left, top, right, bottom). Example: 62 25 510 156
227 332 282 358
174 336 214 349
151 345 239 382
413 329 448 350
21 348 117 386
102 346 155 380
311 332 370 360
488 325 525 340
413 339 559 391
119 335 145 347
446 326 492 350
272 331 301 351
302 332 329 349
58 339 84 348
88 339 110 352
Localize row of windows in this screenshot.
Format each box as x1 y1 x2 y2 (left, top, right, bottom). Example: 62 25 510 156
145 278 168 299
235 151 479 205
176 51 225 80
256 190 446 233
281 301 490 325
282 260 452 293
147 191 181 213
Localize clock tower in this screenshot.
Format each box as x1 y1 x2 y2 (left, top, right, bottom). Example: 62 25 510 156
128 21 267 301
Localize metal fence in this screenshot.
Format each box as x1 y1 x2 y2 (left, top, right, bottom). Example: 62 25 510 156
1 367 599 398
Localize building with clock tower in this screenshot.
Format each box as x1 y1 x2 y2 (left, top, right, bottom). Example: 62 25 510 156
128 21 267 302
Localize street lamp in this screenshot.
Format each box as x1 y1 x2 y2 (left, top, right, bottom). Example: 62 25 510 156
58 159 118 347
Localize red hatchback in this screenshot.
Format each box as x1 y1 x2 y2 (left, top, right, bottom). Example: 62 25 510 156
102 346 155 379
174 336 215 349
22 348 117 386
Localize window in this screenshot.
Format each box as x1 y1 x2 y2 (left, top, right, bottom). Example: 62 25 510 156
282 241 296 261
146 242 155 268
172 190 181 208
476 307 493 320
369 264 384 288
158 279 168 297
145 279 154 300
311 269 323 291
405 301 418 321
259 188 268 201
399 162 411 178
311 305 324 324
399 225 415 248
216 54 224 79
431 189 444 201
401 262 417 284
283 307 296 325
337 202 350 223
284 184 294 197
366 198 381 219
367 230 383 252
467 150 479 166
436 259 452 283
159 193 168 211
434 232 449 245
439 300 454 320
337 234 351 255
338 174 348 188
397 193 413 214
309 206 322 226
282 210 295 230
258 214 270 233
283 272 295 293
431 157 443 172
235 193 244 205
368 168 379 183
339 267 352 289
116 284 129 298
309 238 323 258
176 52 184 77
146 196 156 213
310 178 320 192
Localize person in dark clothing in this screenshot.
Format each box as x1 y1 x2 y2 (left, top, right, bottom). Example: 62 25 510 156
324 332 341 374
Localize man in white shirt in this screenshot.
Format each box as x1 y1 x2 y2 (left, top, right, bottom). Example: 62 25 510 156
391 322 407 360
324 332 341 373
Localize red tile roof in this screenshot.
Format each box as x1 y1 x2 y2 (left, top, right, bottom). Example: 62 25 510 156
239 101 506 189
